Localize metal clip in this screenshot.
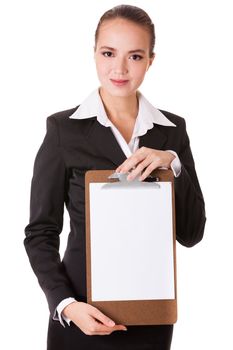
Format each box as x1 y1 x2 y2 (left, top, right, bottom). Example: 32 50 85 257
108 171 139 183
108 172 160 188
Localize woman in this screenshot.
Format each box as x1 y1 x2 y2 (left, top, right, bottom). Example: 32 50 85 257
24 4 206 350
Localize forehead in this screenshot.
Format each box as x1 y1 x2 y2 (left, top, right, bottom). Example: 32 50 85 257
97 18 150 49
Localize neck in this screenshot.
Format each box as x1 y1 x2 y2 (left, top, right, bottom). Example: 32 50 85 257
99 87 139 121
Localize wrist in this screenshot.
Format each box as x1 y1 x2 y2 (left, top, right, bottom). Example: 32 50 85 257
165 151 175 167
62 301 79 318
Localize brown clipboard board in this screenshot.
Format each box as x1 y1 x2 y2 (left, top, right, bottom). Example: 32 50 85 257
85 169 177 325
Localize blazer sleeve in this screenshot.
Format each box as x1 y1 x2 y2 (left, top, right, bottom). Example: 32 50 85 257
174 119 206 247
24 116 76 317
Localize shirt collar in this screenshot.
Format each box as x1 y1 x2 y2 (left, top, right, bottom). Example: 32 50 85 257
69 87 176 133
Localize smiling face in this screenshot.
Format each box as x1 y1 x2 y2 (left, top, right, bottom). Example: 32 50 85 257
94 18 155 98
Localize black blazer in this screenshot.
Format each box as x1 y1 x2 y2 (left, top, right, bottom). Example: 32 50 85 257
24 106 206 349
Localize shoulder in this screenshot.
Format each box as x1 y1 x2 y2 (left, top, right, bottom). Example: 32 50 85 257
44 105 96 146
42 106 81 144
156 109 189 147
45 105 95 130
158 109 186 128
45 104 91 134
46 105 80 124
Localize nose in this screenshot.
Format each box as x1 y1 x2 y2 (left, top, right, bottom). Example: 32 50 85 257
113 56 128 75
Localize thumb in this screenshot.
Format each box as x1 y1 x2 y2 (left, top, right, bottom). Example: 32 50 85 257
92 308 115 327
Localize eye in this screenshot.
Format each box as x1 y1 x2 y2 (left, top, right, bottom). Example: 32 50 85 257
130 54 143 61
101 51 113 57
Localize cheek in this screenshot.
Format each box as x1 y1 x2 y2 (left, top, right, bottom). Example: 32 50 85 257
96 60 110 76
131 64 148 79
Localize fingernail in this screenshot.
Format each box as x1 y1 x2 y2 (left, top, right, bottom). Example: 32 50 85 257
108 320 115 326
123 328 127 331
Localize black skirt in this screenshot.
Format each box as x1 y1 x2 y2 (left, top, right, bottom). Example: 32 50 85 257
47 316 173 350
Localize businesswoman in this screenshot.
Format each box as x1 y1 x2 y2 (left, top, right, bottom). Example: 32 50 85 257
24 4 206 350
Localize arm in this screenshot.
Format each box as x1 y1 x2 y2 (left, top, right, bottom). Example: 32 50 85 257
174 119 206 247
24 116 76 317
24 116 127 335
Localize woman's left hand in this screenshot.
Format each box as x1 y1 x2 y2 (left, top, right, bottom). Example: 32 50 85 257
115 147 175 182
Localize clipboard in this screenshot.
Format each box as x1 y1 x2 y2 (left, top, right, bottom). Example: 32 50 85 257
85 169 177 325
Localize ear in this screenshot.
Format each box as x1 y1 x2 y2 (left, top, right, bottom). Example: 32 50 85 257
146 52 156 71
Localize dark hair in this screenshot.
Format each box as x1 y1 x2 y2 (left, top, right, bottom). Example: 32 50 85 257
94 4 155 58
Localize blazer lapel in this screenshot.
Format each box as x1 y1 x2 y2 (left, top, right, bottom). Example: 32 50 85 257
139 124 168 150
85 119 127 167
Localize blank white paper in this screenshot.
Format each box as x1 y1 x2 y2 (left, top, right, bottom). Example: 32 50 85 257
89 181 175 301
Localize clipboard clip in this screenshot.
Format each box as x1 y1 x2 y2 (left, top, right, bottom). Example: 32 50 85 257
108 171 160 187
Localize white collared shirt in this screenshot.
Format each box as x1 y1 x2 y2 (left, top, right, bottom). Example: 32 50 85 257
54 87 182 327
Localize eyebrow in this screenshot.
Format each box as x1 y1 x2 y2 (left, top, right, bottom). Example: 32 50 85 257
99 46 146 54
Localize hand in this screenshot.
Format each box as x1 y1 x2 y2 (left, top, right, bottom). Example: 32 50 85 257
62 301 127 335
115 147 175 181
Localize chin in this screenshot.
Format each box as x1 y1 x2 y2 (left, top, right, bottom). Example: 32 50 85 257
103 84 137 98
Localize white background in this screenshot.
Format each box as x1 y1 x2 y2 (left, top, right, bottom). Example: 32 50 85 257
0 0 232 349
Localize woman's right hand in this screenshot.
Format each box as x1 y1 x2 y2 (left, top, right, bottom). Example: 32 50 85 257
62 301 127 335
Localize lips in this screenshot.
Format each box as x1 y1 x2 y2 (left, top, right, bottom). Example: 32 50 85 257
110 79 129 86
111 79 128 83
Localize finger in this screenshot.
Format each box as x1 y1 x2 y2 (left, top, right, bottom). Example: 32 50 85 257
91 308 115 327
86 318 113 335
98 325 127 334
90 321 127 335
127 157 152 181
115 158 134 173
139 161 159 181
121 156 144 173
115 156 134 173
116 148 148 173
95 325 127 333
91 318 127 332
